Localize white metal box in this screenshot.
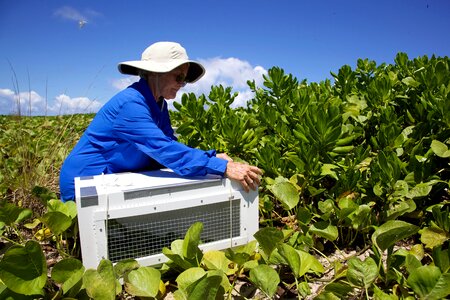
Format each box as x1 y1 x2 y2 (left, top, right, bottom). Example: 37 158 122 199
75 169 259 269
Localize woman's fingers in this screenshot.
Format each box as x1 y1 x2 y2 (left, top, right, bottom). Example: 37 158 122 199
224 161 262 192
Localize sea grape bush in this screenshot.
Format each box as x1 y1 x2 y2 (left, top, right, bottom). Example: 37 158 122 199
0 52 449 299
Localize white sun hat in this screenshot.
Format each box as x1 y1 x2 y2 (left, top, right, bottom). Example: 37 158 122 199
118 41 205 83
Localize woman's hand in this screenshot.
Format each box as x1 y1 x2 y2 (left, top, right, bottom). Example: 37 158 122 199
224 161 262 192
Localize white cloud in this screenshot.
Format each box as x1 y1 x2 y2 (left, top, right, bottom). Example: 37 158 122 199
0 88 102 116
54 6 86 21
54 6 101 27
112 57 268 110
174 57 267 109
52 94 103 115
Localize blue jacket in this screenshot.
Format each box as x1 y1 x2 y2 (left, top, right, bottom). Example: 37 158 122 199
59 78 227 201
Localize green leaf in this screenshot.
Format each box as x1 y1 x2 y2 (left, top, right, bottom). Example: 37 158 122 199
0 240 47 296
249 264 280 298
0 202 32 226
372 220 419 251
278 243 301 278
297 249 325 276
321 164 339 180
224 248 251 266
310 221 338 241
124 266 160 297
182 222 203 259
113 259 140 278
420 227 450 249
346 256 378 288
407 266 450 300
176 267 206 292
254 227 284 257
51 258 85 295
202 250 234 275
407 181 436 199
184 273 223 300
373 284 398 300
47 199 77 219
270 181 299 210
83 259 116 300
402 76 420 88
297 206 312 225
431 140 450 158
40 211 72 236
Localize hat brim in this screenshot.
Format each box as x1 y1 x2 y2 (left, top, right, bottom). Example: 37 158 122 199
118 59 205 83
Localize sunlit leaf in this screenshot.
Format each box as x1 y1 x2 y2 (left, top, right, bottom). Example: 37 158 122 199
347 256 378 288
249 264 280 298
124 266 160 297
408 266 450 300
254 227 284 257
270 181 299 210
372 220 419 251
0 240 47 296
310 221 338 241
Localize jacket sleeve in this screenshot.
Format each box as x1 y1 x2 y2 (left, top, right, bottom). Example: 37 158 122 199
112 99 227 177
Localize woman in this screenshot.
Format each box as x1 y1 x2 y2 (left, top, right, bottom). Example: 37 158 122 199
59 41 262 201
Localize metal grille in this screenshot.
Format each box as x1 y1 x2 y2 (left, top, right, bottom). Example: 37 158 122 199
106 199 241 262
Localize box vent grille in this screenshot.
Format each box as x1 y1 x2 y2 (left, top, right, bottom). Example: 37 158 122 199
107 200 241 262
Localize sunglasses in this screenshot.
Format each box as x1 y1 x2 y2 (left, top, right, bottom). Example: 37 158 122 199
175 74 188 87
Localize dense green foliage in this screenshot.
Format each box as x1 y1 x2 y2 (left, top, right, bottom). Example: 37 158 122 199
1 52 449 299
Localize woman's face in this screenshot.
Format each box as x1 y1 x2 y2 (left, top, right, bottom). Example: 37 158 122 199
156 64 189 100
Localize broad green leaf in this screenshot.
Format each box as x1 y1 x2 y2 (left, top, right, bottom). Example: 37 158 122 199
407 182 436 199
319 282 353 299
202 250 234 275
405 254 422 274
373 284 398 300
349 204 371 230
431 140 450 158
321 164 339 180
310 221 338 241
124 266 160 297
372 220 419 251
176 267 206 291
277 243 301 278
47 199 77 219
83 259 116 300
254 226 284 256
51 258 85 295
113 259 140 278
402 76 420 88
270 181 299 210
297 249 325 276
297 206 312 225
386 199 416 220
420 227 450 249
249 264 280 298
433 246 450 273
407 265 450 300
162 247 194 270
189 275 223 300
0 202 32 226
346 256 378 288
0 240 46 296
40 211 72 236
224 248 251 266
182 222 203 259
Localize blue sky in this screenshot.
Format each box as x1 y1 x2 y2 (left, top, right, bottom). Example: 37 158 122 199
1 0 449 115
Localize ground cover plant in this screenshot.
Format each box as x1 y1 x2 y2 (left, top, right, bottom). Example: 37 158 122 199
0 52 449 299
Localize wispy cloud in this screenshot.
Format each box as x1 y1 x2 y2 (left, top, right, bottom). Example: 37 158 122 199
54 6 101 27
